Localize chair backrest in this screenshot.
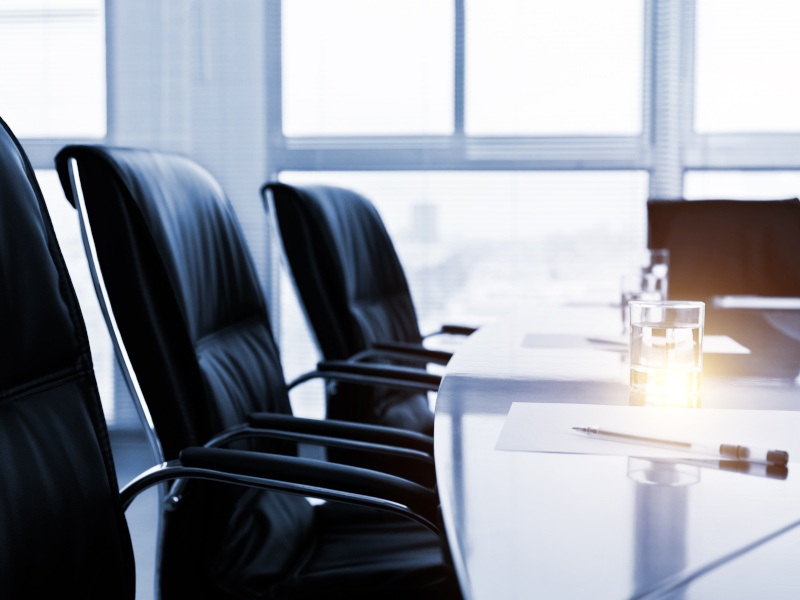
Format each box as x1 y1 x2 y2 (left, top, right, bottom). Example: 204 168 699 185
55 146 316 597
265 183 424 359
56 146 293 458
647 199 800 303
264 183 434 431
0 119 135 597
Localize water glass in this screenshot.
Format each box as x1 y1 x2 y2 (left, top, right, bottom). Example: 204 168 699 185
629 301 704 406
644 249 670 300
620 271 661 334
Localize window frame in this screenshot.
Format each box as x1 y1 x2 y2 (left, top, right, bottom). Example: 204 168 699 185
13 1 110 169
9 1 118 419
265 0 653 174
267 0 800 194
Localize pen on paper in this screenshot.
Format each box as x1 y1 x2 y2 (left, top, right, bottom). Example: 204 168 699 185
571 426 789 466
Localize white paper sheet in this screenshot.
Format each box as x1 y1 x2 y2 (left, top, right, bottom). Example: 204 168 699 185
713 295 800 310
496 402 799 462
584 334 750 354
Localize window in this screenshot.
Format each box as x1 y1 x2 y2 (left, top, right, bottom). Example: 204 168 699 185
466 0 643 135
282 0 453 136
280 170 649 322
0 0 106 138
2 1 119 424
684 171 800 200
277 170 649 415
695 0 800 134
265 0 800 416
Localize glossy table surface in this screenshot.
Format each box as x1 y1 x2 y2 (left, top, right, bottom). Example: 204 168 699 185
433 302 800 600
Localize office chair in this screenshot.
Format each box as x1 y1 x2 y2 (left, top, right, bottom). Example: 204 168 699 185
0 116 444 598
648 198 800 304
0 114 145 597
55 145 459 599
648 198 800 375
262 182 477 436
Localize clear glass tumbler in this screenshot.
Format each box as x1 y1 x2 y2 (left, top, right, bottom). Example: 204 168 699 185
629 301 704 406
643 248 670 300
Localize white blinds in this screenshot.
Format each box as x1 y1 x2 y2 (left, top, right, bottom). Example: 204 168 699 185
0 0 105 138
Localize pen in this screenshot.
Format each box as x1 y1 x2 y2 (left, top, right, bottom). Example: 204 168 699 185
572 426 789 466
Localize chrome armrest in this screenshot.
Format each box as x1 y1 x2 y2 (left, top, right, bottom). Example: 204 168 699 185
424 324 478 338
355 341 453 366
120 449 441 535
287 361 441 392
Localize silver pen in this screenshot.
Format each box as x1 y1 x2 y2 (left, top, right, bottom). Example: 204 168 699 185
572 426 789 466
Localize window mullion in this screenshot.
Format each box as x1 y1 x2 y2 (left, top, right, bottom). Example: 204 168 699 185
648 0 693 199
454 0 465 136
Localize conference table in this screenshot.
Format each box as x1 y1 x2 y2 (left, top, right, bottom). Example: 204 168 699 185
433 301 800 599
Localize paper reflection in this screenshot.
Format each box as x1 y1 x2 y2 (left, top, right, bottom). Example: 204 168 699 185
628 458 697 599
627 455 789 597
629 390 702 408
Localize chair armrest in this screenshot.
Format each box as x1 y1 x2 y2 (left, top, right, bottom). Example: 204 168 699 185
119 452 440 534
317 360 441 389
247 413 434 456
367 341 453 366
200 416 436 489
287 361 441 392
425 324 478 338
183 447 440 531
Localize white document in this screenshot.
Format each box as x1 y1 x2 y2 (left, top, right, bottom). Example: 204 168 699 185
585 334 750 355
702 335 751 354
496 402 798 462
713 295 800 310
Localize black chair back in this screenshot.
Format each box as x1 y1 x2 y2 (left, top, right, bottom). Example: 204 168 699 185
264 183 433 433
56 145 465 598
648 198 800 303
57 146 294 456
56 145 316 598
268 183 423 355
0 119 135 597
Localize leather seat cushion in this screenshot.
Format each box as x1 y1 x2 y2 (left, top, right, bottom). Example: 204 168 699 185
327 383 434 437
374 389 434 436
275 502 458 599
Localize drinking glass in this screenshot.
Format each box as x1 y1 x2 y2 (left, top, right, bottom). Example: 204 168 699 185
644 249 670 300
629 301 704 406
620 271 661 334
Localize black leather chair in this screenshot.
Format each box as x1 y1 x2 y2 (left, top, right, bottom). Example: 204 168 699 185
262 183 476 436
0 114 142 598
55 145 459 599
648 198 800 305
0 118 441 598
648 198 800 376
